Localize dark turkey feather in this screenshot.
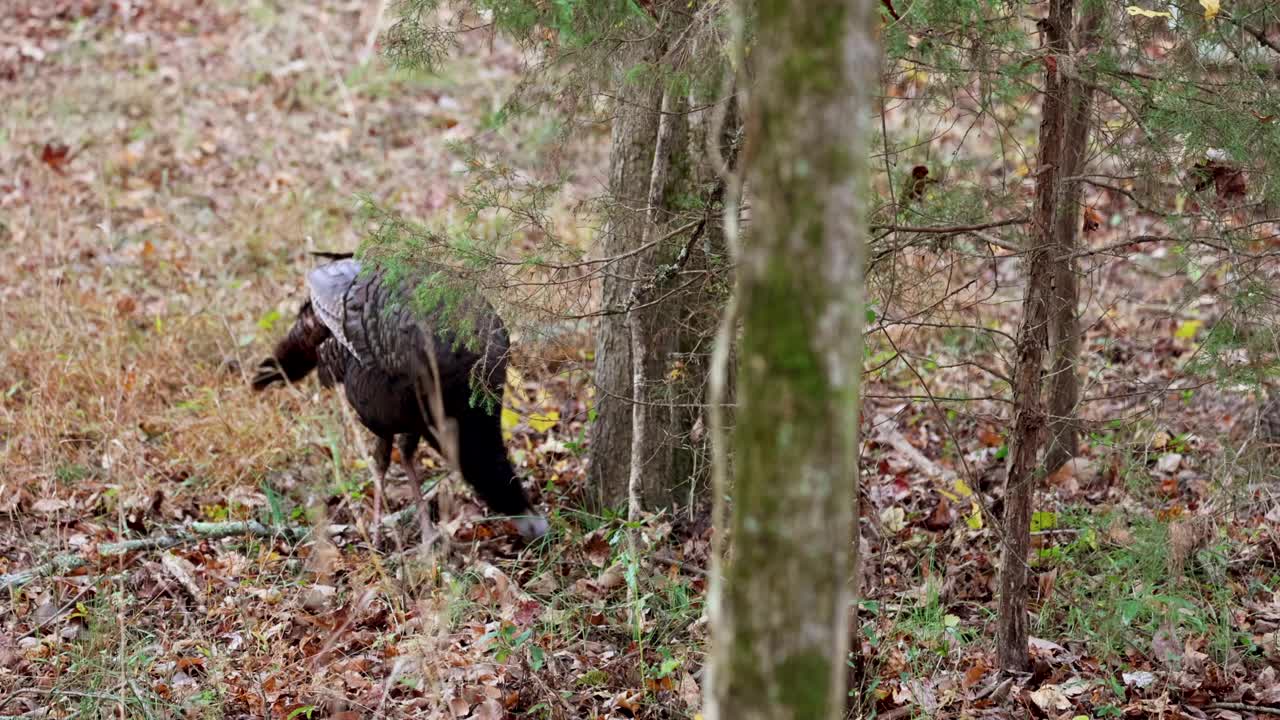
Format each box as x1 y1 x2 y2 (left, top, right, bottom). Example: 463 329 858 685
253 258 547 540
250 301 329 391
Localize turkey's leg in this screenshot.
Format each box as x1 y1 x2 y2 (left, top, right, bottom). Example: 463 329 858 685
396 434 437 548
370 435 392 546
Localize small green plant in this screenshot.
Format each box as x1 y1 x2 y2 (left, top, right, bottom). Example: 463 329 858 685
645 649 683 681
54 463 92 484
482 622 541 666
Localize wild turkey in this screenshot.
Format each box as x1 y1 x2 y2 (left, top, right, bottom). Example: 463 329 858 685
251 257 549 543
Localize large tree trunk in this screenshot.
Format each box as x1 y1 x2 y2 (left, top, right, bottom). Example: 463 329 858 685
705 1 875 717
593 18 738 514
997 0 1075 673
588 27 669 513
1044 7 1102 475
588 4 711 515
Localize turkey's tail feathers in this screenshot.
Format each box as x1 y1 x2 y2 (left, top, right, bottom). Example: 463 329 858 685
251 302 331 391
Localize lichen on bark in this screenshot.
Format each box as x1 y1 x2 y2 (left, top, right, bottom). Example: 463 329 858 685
706 1 878 718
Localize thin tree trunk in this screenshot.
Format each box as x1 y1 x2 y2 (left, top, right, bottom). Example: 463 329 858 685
997 0 1075 673
706 1 876 717
588 29 665 514
627 85 679 634
1044 7 1102 474
589 9 697 515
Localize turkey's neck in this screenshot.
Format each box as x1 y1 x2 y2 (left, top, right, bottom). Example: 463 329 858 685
455 427 532 517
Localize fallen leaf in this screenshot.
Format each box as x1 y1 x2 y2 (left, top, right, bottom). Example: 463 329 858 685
1029 684 1070 711
1156 453 1183 473
977 427 1003 447
528 410 559 433
612 689 643 714
1123 670 1156 688
583 529 611 568
1174 319 1202 340
923 496 953 530
881 506 907 533
160 552 206 610
471 699 504 720
40 143 71 173
594 563 626 593
1083 206 1103 233
962 660 988 688
1029 636 1066 655
32 497 72 513
1031 511 1057 532
500 407 519 438
679 671 701 709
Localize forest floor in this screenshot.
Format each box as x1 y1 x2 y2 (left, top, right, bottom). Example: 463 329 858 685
1 1 1279 719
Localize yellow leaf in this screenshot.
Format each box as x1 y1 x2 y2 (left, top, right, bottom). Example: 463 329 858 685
1031 511 1057 532
965 503 984 530
939 478 974 503
501 407 520 437
528 410 559 433
1126 6 1172 18
505 367 528 405
1199 0 1219 21
902 61 930 86
1174 319 1202 339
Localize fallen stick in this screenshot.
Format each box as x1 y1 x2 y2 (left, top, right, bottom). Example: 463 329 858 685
0 520 310 592
0 504 436 593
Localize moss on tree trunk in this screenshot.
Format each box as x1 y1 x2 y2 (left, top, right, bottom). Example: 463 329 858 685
706 1 876 718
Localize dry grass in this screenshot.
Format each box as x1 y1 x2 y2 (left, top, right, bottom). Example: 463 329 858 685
4 2 1279 719
0 3 694 718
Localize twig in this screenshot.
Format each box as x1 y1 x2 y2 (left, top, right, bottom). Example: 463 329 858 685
626 80 680 640
0 521 310 592
870 217 1027 234
1205 702 1280 716
1223 12 1280 56
360 0 387 64
652 552 707 577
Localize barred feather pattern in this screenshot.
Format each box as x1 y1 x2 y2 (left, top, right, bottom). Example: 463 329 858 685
252 259 546 538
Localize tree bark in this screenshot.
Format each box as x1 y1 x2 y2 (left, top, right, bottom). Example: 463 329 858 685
588 28 666 514
997 0 1075 673
1043 6 1102 475
706 1 876 718
588 8 700 515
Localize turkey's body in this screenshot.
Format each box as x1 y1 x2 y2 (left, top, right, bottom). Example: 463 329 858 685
253 259 547 541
